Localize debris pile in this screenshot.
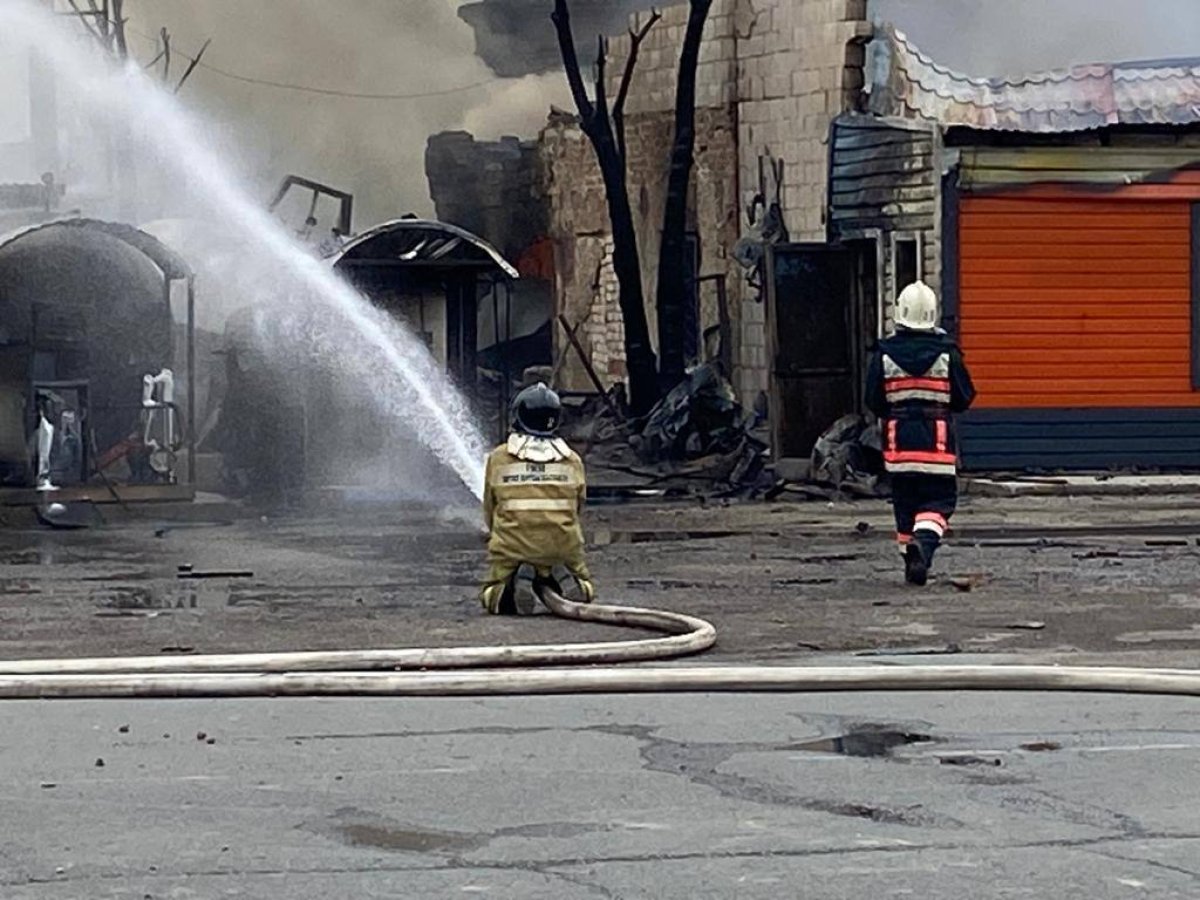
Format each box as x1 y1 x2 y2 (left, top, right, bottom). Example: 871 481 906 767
762 414 887 502
808 414 885 496
560 363 768 496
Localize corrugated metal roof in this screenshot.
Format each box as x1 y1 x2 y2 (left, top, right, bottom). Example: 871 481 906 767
331 218 518 278
866 24 1200 133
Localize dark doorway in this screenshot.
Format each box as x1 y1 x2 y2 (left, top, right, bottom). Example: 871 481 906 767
847 237 880 407
894 235 919 300
765 243 859 459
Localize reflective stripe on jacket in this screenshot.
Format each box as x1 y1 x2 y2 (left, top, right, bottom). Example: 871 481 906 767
865 333 976 478
883 352 952 404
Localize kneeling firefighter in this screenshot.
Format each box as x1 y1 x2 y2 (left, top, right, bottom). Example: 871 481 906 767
480 383 595 614
866 281 976 586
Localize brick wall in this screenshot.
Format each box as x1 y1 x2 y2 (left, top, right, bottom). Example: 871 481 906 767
540 106 739 393
538 0 870 404
734 0 871 402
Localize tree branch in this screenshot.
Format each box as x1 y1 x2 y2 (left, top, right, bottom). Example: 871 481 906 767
142 48 166 71
96 0 112 49
593 35 610 122
110 0 128 61
614 8 661 163
174 39 210 94
159 27 171 82
551 0 595 125
65 0 106 47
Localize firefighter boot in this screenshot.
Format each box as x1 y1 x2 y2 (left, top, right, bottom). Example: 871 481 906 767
550 564 588 604
512 563 538 615
904 543 929 587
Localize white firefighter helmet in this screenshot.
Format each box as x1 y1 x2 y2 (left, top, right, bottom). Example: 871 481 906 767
894 280 939 331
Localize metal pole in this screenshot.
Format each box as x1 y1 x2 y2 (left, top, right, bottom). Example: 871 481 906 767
491 279 504 441
503 280 513 437
186 275 196 488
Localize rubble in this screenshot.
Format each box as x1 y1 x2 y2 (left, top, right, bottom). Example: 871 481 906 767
808 414 885 495
634 363 748 463
558 363 768 496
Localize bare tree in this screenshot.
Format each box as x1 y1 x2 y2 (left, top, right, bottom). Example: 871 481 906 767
552 0 662 416
66 0 210 92
554 0 716 411
654 0 713 388
63 0 210 220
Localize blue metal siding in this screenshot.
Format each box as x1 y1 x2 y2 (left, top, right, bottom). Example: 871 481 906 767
960 408 1200 471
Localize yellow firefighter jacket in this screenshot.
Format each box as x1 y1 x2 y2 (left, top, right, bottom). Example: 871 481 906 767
481 434 591 601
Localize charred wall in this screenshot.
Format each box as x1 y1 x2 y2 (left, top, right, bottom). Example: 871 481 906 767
540 105 740 392
535 0 870 403
425 132 548 262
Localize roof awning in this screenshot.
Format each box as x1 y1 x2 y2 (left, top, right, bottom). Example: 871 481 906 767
330 218 518 279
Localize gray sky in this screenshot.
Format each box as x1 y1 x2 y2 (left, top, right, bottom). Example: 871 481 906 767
872 0 1200 76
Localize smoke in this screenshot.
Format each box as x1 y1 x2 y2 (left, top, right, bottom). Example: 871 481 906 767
462 72 570 139
872 0 1200 77
1 1 490 501
0 0 571 227
458 0 654 77
9 1 1192 231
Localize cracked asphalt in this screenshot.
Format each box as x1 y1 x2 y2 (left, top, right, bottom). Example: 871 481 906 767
2 693 1199 898
1 492 1199 896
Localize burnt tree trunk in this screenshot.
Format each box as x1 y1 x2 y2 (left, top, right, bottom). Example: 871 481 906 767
654 0 712 390
552 0 661 416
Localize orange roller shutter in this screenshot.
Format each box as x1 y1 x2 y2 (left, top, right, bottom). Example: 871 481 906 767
959 192 1199 409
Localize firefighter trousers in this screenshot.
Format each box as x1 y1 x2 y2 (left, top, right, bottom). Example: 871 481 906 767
891 474 957 564
480 561 594 615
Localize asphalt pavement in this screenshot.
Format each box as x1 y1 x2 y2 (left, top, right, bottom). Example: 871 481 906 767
2 691 1199 898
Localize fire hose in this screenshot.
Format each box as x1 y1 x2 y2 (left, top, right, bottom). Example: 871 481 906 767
1 589 1199 700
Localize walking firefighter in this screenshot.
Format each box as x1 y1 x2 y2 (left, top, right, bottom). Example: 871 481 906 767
866 281 977 586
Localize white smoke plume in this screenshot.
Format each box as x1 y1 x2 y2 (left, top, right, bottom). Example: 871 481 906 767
1 0 572 226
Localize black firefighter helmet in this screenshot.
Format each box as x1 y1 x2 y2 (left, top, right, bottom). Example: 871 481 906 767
512 382 562 437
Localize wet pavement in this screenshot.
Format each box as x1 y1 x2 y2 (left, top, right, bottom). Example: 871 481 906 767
2 495 1200 896
2 692 1199 898
1 495 1199 666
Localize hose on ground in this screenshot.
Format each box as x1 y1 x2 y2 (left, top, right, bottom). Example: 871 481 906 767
1 589 1198 700
0 590 715 676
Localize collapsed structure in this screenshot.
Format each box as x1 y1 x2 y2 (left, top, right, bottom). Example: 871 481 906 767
427 0 1200 472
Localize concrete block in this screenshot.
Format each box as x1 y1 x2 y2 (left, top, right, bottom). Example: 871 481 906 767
764 73 790 99
742 300 766 324
766 27 792 55
844 0 868 21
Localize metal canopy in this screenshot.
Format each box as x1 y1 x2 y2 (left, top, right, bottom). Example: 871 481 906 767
0 217 193 281
331 218 519 279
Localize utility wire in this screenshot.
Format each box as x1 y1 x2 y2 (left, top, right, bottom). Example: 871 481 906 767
194 62 500 99
122 24 503 100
